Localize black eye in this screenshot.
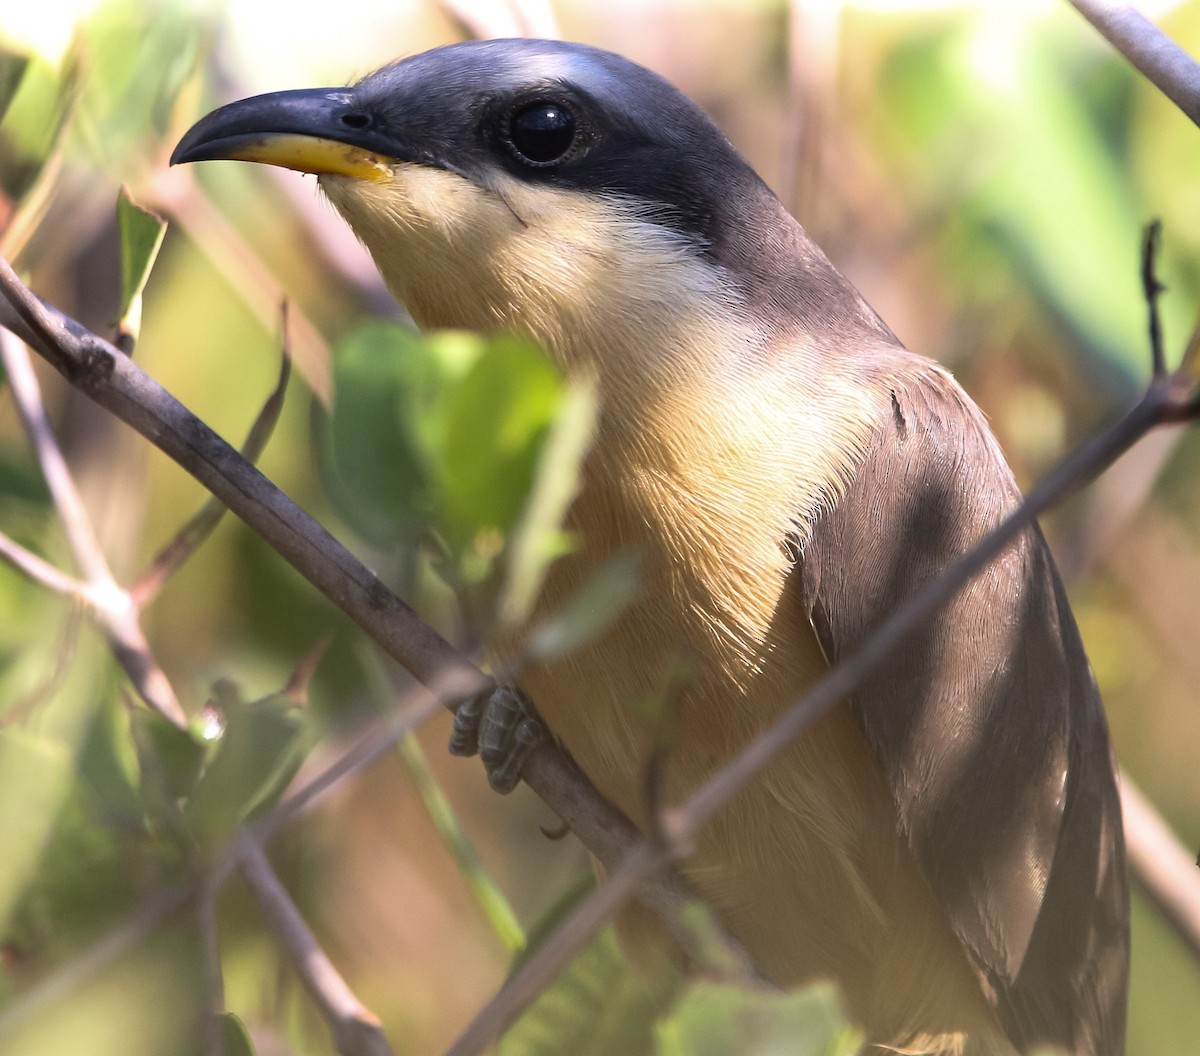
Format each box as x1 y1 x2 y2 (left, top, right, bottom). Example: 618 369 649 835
506 101 577 166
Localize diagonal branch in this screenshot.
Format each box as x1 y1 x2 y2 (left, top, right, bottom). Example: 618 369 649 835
0 328 186 727
1120 776 1200 960
0 252 664 906
1067 1 1200 129
0 529 88 598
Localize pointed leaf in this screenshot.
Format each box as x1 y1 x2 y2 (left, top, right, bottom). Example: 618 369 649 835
0 46 29 123
437 336 562 557
498 370 597 628
219 1012 258 1056
324 322 457 545
182 684 308 853
130 707 207 801
115 186 166 341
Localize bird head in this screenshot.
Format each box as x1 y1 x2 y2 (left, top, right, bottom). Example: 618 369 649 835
173 39 886 399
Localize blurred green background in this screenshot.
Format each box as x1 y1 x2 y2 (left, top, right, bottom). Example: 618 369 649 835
1 1 1198 1053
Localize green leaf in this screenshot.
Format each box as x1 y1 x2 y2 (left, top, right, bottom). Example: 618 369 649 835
0 45 29 124
115 186 166 339
436 336 563 569
325 322 460 546
219 1012 258 1056
499 925 667 1056
498 370 597 629
656 980 861 1056
130 707 207 801
0 51 75 202
71 2 206 160
527 551 642 662
181 682 309 854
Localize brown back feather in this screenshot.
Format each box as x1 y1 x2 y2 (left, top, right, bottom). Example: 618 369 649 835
799 358 1129 1055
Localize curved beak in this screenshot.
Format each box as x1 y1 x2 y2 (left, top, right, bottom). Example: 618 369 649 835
171 87 393 182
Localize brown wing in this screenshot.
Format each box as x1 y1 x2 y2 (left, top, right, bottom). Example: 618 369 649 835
799 358 1128 1055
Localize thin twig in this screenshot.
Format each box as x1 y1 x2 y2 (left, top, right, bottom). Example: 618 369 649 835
1120 776 1200 961
1067 0 1200 129
0 329 187 727
0 255 650 902
0 670 444 1039
0 529 88 598
443 840 670 1056
236 836 395 1056
132 310 292 606
1142 219 1167 377
1 329 114 586
443 367 1200 1055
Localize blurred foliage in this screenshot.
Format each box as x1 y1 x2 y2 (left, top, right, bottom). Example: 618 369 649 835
0 2 1198 1055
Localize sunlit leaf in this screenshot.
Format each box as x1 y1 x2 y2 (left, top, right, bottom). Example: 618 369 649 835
324 322 449 545
498 370 596 629
437 335 563 556
0 52 74 202
181 683 309 854
115 186 166 344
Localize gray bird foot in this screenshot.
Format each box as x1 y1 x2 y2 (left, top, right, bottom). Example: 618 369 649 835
449 685 544 793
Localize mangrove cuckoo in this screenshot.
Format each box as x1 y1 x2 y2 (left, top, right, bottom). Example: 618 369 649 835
172 38 1129 1055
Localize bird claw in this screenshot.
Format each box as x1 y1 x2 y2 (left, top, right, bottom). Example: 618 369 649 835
449 685 544 794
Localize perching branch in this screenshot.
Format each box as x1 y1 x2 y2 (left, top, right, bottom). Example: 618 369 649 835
1067 0 1200 129
6 217 1200 1055
0 252 670 911
0 302 401 1049
443 353 1200 1056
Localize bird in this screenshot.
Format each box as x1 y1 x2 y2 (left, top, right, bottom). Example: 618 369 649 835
172 38 1129 1055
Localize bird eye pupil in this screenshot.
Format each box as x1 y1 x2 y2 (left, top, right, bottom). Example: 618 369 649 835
508 102 576 165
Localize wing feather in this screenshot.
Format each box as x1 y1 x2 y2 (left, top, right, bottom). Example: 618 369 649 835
799 359 1128 1055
